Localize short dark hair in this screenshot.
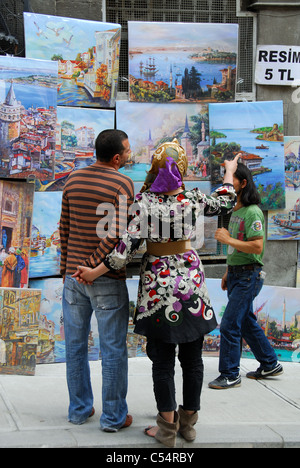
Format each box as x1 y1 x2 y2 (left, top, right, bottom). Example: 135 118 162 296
95 129 128 162
235 162 261 206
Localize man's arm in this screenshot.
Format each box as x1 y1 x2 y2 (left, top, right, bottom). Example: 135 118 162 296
59 190 70 281
215 228 264 255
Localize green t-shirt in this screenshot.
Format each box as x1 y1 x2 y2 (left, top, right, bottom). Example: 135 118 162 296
227 205 265 266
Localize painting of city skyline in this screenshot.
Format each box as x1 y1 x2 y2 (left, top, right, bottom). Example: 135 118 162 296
0 287 41 375
116 100 211 182
128 21 238 103
36 106 115 192
24 13 121 108
209 100 286 210
0 56 57 181
268 136 300 240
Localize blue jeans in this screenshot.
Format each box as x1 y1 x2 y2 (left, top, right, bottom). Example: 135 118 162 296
219 266 278 379
62 275 129 430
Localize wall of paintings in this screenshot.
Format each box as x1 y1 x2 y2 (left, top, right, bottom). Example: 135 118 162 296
0 12 299 375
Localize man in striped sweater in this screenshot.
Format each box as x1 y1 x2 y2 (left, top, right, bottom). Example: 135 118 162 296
59 129 134 432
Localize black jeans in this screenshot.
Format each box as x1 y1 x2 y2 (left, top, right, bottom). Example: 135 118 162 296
146 337 204 413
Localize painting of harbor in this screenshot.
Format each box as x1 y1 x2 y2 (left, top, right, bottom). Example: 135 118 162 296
35 106 115 192
24 13 121 108
0 56 57 181
0 287 41 375
209 100 285 210
268 136 300 240
116 100 211 182
128 21 238 103
205 279 300 363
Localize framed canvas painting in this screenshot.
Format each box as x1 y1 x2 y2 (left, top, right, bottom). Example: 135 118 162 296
0 287 41 375
0 179 35 288
128 21 238 103
209 100 285 210
35 106 115 192
24 13 121 108
268 136 300 240
0 56 57 181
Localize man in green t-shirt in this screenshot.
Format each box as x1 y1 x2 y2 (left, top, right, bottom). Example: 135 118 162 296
209 163 283 389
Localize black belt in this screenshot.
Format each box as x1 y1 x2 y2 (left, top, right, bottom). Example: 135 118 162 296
228 263 261 272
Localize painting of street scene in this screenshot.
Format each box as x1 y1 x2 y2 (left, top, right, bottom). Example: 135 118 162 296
128 21 238 103
268 136 300 240
209 100 285 210
0 56 57 181
116 100 211 182
35 106 115 192
205 279 300 363
0 179 34 289
24 13 121 108
0 287 41 375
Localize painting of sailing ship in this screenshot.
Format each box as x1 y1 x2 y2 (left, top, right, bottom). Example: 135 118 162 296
0 287 41 375
0 56 57 181
24 12 121 108
128 21 238 103
268 136 300 240
209 100 285 210
35 106 115 192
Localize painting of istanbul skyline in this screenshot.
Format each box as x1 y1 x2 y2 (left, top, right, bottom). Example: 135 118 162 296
209 100 285 211
24 13 121 108
0 56 57 181
128 21 238 103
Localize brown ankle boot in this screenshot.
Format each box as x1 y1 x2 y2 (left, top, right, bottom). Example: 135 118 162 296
155 411 180 448
178 405 198 441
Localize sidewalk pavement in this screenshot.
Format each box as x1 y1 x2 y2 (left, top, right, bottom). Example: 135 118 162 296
0 356 299 449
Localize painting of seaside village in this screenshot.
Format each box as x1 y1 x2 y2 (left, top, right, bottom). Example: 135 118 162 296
268 136 300 240
0 179 34 289
209 100 285 210
36 106 115 192
128 21 238 103
116 100 211 183
205 279 300 363
0 56 57 181
24 13 121 108
0 287 41 375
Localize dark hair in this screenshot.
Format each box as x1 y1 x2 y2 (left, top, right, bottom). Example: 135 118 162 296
234 162 261 206
95 129 128 162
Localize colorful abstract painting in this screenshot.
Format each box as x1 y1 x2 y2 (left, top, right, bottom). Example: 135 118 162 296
128 21 238 103
268 136 300 240
24 13 121 108
36 106 115 192
209 100 286 210
29 191 62 279
205 279 300 363
116 100 211 182
0 287 41 375
0 179 34 288
0 56 57 181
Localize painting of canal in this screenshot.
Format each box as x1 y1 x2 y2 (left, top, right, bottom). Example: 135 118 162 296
128 21 238 103
0 56 57 181
0 287 41 375
116 100 211 182
24 13 121 108
35 106 115 192
209 100 285 210
268 136 300 240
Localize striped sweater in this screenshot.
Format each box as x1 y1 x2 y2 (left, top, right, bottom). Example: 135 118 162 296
59 163 134 280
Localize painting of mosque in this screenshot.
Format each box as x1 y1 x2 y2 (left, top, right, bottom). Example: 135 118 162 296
24 12 121 108
0 287 41 375
116 100 211 182
128 21 238 103
0 56 57 181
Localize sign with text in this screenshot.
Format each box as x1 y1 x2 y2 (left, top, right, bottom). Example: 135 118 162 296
255 45 300 86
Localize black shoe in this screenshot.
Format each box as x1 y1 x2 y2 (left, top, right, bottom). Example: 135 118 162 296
246 362 283 380
208 374 241 389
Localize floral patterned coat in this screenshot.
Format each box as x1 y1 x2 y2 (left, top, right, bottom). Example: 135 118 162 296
104 184 236 343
